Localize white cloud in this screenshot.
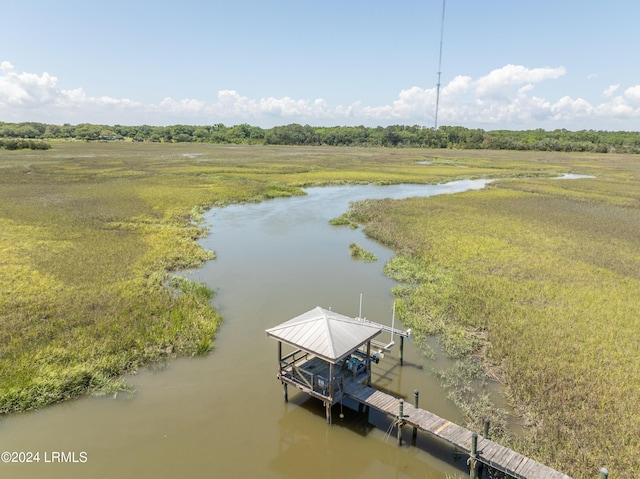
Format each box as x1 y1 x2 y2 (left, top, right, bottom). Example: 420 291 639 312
0 62 141 122
200 90 341 121
442 75 472 96
1 61 640 129
156 97 205 115
474 64 566 97
0 61 59 106
624 85 640 102
604 84 619 97
594 95 638 119
550 96 594 121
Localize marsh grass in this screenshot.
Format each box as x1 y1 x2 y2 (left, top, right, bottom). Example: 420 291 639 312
349 242 378 262
3 142 538 413
346 156 640 478
2 142 639 478
329 213 359 229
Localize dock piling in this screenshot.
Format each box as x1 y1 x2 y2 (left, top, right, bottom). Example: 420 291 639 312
477 418 490 477
399 336 404 365
468 432 478 479
283 383 288 403
412 390 419 444
397 399 404 446
325 402 332 425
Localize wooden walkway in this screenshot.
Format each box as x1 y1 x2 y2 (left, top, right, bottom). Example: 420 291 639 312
345 385 572 479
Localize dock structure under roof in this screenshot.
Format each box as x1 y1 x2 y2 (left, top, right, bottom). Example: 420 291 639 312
265 306 382 424
266 305 578 478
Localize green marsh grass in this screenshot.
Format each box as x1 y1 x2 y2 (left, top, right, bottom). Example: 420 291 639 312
2 142 638 478
348 242 378 262
3 141 532 414
345 156 640 478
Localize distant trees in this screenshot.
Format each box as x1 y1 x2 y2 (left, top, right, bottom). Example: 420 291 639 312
0 138 51 150
264 124 317 145
0 121 638 153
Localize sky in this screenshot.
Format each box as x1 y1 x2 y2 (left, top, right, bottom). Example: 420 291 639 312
1 0 639 130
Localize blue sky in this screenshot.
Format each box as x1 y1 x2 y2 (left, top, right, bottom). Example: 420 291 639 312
1 0 639 130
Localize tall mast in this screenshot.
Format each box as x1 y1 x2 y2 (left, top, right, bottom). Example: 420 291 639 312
434 0 446 129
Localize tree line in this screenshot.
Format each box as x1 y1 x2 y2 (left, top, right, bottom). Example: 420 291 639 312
0 138 52 151
1 121 639 153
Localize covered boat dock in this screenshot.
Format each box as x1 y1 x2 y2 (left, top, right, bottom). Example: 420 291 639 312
266 306 577 478
265 306 384 424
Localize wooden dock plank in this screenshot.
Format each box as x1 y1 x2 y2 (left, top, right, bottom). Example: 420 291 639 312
343 385 572 479
500 451 529 474
439 423 472 445
478 440 503 462
516 459 543 479
514 457 572 479
423 415 448 431
433 420 451 435
410 410 429 425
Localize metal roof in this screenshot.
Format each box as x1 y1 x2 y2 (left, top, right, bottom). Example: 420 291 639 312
265 306 382 363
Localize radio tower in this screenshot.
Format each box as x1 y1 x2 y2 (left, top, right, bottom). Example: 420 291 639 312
434 0 446 129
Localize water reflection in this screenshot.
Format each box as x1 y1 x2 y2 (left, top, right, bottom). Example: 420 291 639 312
553 173 595 179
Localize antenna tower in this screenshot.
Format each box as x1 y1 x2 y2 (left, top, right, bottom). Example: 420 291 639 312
434 0 446 129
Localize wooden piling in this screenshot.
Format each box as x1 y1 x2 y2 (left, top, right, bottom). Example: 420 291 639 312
278 342 287 403
478 417 490 477
325 402 332 425
483 417 490 439
397 399 404 446
468 432 478 479
399 336 404 365
412 390 419 444
329 363 335 399
366 341 372 387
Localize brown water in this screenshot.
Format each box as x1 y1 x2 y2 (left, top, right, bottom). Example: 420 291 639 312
0 180 494 479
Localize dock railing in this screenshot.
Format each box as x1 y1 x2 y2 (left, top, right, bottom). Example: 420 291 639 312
279 350 335 399
279 352 352 401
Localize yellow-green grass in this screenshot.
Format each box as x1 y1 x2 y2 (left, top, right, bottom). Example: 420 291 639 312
348 242 378 262
344 161 640 478
2 141 638 478
1 141 543 414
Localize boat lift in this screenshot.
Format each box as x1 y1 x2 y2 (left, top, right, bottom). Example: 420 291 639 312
353 294 411 364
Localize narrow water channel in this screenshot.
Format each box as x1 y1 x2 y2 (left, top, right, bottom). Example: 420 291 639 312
0 180 493 479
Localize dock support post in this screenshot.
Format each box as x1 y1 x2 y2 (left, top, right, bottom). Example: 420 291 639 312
329 363 335 399
599 467 609 479
283 383 288 403
325 402 332 425
399 336 404 365
397 399 404 446
477 417 490 477
468 432 478 479
412 390 419 445
366 341 372 387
